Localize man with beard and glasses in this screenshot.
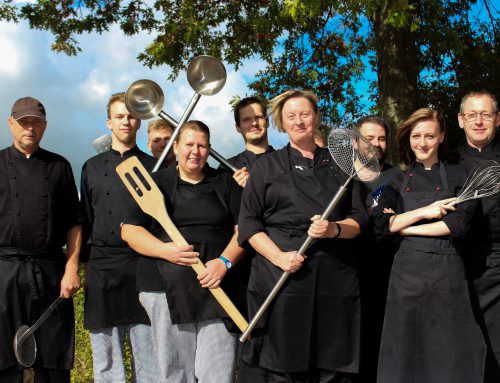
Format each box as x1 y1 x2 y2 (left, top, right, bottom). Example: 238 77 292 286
355 115 401 383
222 97 274 188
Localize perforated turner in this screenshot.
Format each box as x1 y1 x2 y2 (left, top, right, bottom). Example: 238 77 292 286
116 156 249 334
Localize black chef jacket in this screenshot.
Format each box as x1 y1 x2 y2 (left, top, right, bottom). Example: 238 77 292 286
222 146 275 171
238 144 368 373
456 137 500 258
124 164 243 324
373 161 485 383
357 162 401 381
0 145 82 370
80 146 155 329
456 137 500 381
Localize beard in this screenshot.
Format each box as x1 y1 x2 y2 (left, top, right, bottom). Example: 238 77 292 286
375 146 386 164
246 131 268 146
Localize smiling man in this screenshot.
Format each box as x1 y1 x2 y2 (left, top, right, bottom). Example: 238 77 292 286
456 90 500 383
80 92 157 382
0 97 82 383
224 97 274 188
147 119 175 166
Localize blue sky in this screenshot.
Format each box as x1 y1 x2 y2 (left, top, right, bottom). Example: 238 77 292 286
0 19 289 186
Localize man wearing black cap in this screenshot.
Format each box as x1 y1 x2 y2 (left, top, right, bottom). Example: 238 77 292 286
0 97 82 382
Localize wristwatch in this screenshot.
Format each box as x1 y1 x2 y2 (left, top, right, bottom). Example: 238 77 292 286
219 255 233 270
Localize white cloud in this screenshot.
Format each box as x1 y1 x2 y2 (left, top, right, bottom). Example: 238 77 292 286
0 21 281 185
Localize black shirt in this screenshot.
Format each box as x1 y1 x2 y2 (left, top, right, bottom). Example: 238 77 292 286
124 164 243 323
221 146 275 172
457 137 500 246
80 146 156 248
362 163 402 209
238 145 368 244
0 146 82 253
81 146 157 284
373 161 477 242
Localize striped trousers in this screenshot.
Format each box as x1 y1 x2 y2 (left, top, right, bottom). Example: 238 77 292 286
140 291 237 383
89 323 158 383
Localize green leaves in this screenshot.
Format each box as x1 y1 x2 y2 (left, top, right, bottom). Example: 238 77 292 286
2 0 498 151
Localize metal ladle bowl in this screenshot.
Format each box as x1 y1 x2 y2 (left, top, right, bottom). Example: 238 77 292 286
187 55 227 96
123 55 233 173
125 79 165 120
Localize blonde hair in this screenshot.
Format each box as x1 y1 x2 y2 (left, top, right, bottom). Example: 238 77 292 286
269 89 320 133
106 92 125 118
176 120 211 143
147 119 175 135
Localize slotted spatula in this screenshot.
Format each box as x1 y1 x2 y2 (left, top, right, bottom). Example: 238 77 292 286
116 156 249 334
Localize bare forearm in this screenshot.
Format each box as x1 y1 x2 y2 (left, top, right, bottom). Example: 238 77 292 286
121 224 166 259
400 221 451 237
220 228 245 265
336 218 361 239
248 232 283 266
65 224 82 270
389 210 426 233
60 224 82 297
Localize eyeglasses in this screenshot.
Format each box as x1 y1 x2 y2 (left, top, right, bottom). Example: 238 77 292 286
460 112 497 122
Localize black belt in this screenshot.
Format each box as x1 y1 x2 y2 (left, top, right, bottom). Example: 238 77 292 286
0 247 63 301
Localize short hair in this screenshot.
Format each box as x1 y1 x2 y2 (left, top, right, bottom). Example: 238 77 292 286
233 97 267 125
354 115 390 136
147 119 175 135
460 90 498 113
176 120 211 144
106 92 125 119
269 89 320 133
396 108 448 166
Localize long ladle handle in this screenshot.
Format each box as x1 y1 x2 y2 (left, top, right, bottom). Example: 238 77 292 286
18 296 64 344
239 177 351 342
153 93 201 172
158 111 237 173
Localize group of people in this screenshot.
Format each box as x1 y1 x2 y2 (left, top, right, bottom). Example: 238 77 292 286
0 88 498 383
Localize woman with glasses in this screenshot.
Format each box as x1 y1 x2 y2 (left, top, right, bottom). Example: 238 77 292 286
373 108 486 383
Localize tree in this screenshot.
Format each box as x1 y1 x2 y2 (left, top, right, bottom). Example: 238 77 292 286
3 0 498 163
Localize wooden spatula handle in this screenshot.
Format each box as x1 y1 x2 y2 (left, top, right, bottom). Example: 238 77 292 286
116 157 249 334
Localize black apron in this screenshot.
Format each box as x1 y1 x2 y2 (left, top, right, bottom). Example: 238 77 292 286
242 147 360 374
377 164 486 383
0 249 74 370
84 246 150 329
156 173 242 325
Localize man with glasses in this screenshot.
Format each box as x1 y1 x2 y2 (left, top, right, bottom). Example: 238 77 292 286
225 97 274 188
456 90 500 382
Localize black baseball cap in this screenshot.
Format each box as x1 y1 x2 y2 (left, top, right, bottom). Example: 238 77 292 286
11 97 46 121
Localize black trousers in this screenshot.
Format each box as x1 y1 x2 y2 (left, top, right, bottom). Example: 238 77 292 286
0 366 70 383
237 360 358 383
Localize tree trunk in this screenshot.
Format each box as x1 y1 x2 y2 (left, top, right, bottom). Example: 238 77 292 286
371 1 419 165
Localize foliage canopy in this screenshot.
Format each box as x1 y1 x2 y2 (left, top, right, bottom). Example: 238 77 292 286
2 0 499 158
